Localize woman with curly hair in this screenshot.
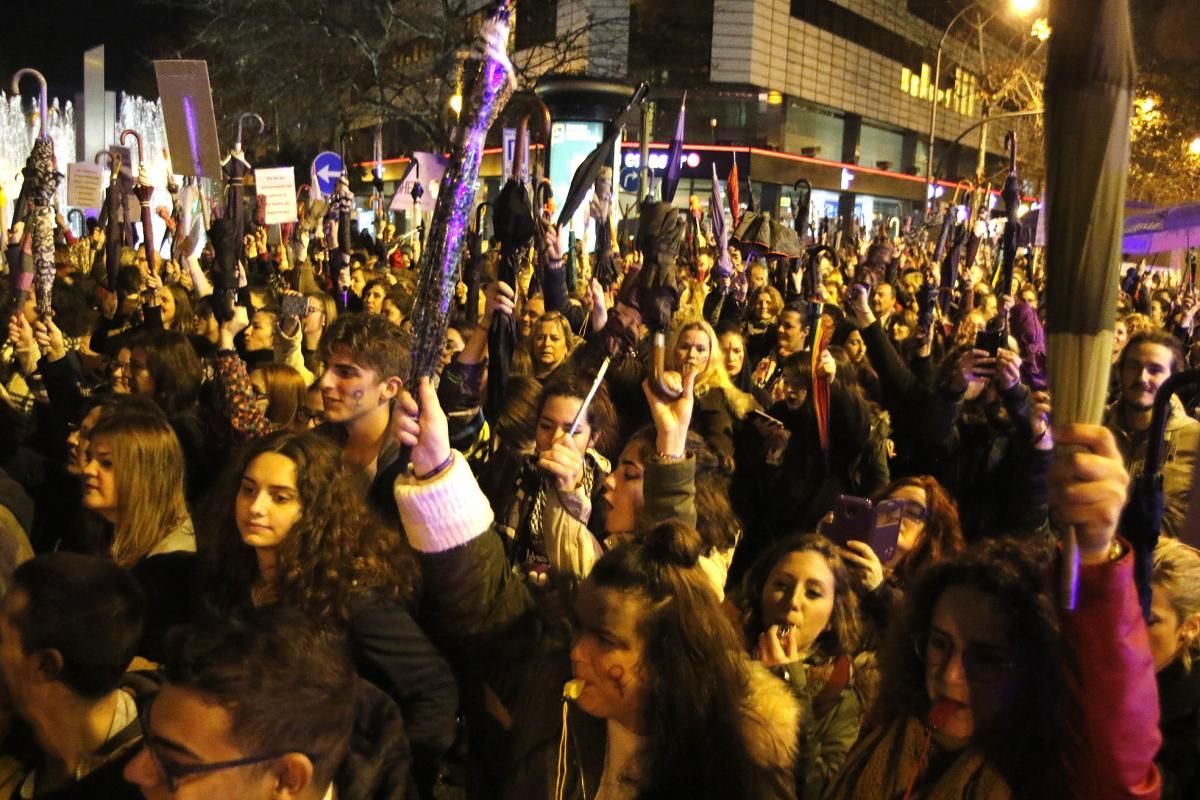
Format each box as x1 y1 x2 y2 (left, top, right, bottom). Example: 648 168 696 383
202 429 458 785
825 426 1161 799
735 534 866 800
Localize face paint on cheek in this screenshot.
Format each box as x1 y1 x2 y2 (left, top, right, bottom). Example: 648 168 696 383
607 664 627 698
352 389 365 401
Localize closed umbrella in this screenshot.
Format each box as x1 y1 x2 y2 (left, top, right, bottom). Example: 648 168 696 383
9 69 61 319
1043 0 1137 609
120 130 157 274
408 0 517 383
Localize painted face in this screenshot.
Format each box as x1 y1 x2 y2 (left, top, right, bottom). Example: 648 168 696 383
245 312 276 352
924 585 1017 747
719 332 746 377
569 582 649 732
67 406 105 476
674 329 711 374
533 320 568 371
776 310 804 356
1120 342 1174 412
235 452 304 555
158 287 176 327
364 284 387 315
535 394 593 455
317 348 397 424
885 485 928 569
129 347 155 398
123 684 296 800
758 549 836 655
81 435 120 521
518 297 545 339
843 330 866 364
602 443 644 536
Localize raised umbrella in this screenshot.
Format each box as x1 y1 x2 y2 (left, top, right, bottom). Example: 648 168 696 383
731 209 802 261
95 149 128 293
120 129 157 275
996 133 1021 314
1043 0 1137 609
408 0 517 383
485 108 539 420
727 158 741 230
212 112 264 319
9 69 61 320
659 91 687 206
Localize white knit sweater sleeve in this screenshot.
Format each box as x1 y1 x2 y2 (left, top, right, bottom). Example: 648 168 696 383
393 452 494 553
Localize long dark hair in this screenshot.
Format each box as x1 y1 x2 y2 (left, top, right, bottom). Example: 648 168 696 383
587 523 791 799
871 538 1065 797
202 431 419 621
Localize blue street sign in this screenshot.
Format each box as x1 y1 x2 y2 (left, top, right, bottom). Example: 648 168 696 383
312 151 344 195
619 166 639 193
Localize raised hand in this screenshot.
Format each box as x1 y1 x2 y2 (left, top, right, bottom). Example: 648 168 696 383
392 376 451 477
1048 424 1129 564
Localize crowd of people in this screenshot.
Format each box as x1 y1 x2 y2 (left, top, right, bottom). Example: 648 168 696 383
0 195 1194 800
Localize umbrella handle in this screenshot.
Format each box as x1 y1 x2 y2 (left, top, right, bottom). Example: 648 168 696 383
237 112 265 153
119 129 146 170
11 68 48 140
650 331 683 400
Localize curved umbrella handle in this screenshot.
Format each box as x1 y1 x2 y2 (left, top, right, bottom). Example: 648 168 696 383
236 112 265 153
119 129 145 166
94 150 113 168
650 331 683 400
475 201 490 232
11 68 48 140
951 179 974 205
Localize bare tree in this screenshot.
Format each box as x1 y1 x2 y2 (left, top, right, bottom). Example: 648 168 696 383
153 0 621 156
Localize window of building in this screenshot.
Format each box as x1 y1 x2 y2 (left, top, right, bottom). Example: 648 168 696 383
790 0 928 74
515 0 558 51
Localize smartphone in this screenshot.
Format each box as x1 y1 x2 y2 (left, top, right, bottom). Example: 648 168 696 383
867 499 904 564
822 496 904 564
822 496 874 548
975 328 1005 356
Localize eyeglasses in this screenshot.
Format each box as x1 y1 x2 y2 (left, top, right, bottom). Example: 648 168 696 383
896 500 929 522
138 695 320 792
297 408 325 425
914 630 1015 685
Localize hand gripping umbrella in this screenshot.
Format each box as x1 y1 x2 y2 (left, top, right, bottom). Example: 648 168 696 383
9 69 62 320
1043 0 1137 610
120 130 157 275
408 0 517 384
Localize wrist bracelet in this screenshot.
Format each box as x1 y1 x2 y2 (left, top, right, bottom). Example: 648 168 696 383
654 451 687 464
415 452 454 481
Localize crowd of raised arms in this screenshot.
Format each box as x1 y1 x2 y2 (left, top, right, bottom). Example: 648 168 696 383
0 206 1196 800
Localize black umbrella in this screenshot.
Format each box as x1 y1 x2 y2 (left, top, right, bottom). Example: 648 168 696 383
731 211 802 261
555 82 648 229
9 69 61 319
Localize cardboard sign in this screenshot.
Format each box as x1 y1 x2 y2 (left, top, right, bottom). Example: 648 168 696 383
255 167 298 225
66 163 104 209
154 60 223 179
502 127 516 180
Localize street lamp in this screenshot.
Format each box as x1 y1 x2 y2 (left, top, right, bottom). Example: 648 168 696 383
1189 137 1200 157
449 92 463 116
924 0 1039 211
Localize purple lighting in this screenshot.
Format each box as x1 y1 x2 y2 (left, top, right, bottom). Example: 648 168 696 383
182 95 204 177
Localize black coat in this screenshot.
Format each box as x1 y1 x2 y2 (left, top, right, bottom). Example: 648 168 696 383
1157 658 1200 800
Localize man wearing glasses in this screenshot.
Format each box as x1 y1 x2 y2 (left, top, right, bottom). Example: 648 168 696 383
124 606 411 800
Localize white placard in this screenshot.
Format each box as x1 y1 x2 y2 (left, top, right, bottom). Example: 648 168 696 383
254 167 298 225
502 127 516 180
66 163 104 209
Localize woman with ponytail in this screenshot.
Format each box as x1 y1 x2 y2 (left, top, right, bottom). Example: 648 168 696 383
392 375 800 800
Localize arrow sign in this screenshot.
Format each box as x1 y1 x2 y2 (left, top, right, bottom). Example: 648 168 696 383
311 151 344 195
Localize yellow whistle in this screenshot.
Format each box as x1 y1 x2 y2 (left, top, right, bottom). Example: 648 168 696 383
562 679 584 700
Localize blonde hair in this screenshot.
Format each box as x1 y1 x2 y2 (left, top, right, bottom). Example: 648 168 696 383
670 320 755 419
88 413 190 568
1153 539 1200 672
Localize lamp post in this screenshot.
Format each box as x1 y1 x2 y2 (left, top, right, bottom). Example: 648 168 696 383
924 0 1038 213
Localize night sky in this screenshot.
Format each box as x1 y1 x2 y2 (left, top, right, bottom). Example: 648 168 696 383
0 0 194 101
